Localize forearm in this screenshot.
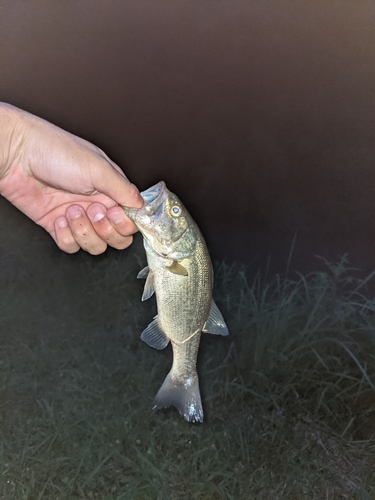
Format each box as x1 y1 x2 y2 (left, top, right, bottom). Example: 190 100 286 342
0 102 27 183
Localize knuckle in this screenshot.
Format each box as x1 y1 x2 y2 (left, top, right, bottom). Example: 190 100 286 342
108 236 133 250
70 222 92 239
86 242 107 255
64 246 80 254
113 236 133 250
129 182 143 207
58 239 80 254
118 218 138 236
97 223 116 240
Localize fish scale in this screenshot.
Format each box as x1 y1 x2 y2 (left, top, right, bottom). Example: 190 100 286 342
123 181 229 423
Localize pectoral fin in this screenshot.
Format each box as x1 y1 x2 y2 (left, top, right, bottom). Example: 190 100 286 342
137 266 149 279
136 266 155 300
203 301 229 336
166 261 188 276
142 270 155 301
141 318 169 350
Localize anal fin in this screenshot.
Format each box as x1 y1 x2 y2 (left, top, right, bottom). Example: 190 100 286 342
202 301 229 336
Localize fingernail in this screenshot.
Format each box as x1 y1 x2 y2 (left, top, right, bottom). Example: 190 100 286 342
67 206 83 220
88 208 105 222
56 217 68 229
108 210 124 224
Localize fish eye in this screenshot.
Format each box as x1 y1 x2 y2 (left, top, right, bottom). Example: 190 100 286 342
170 205 182 217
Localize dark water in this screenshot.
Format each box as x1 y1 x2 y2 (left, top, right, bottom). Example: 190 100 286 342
1 0 375 276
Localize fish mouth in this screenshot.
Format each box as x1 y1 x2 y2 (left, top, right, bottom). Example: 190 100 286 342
123 181 192 259
122 182 172 255
122 181 168 222
141 181 167 207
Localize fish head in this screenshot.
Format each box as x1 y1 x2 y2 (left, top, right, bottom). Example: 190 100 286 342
123 181 197 260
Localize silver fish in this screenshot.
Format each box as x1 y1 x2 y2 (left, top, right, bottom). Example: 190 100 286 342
123 181 228 422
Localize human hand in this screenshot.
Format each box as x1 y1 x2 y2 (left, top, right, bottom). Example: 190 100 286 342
0 103 143 254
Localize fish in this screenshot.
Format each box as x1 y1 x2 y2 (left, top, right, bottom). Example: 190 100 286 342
123 181 228 423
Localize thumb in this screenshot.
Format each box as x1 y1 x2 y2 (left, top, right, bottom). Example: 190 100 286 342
91 155 144 208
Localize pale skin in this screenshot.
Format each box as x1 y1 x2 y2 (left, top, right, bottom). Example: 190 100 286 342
0 103 143 254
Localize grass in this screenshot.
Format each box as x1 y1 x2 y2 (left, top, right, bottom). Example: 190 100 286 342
1 218 375 498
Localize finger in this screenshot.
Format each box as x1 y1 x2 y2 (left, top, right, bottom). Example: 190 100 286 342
86 203 134 250
90 156 144 209
106 206 139 235
66 204 107 255
54 216 80 253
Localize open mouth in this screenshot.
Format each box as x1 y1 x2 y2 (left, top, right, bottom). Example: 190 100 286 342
122 181 167 222
141 181 167 211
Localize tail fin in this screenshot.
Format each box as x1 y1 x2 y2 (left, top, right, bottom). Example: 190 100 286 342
152 371 203 423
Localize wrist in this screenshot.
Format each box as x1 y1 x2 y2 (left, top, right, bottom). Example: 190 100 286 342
0 103 27 183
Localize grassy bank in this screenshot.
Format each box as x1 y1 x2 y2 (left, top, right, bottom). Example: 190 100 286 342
1 231 375 499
